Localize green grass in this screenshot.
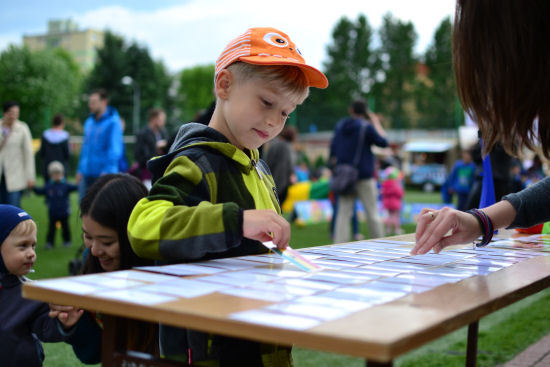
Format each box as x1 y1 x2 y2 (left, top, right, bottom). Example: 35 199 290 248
18 188 550 366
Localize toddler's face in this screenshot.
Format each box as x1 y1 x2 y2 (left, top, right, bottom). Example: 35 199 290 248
1 229 37 276
215 77 297 150
82 215 120 272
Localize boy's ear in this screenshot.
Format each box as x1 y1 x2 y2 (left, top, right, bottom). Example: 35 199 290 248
215 69 233 100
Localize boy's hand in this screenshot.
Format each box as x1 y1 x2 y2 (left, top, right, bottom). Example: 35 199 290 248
243 209 290 250
49 303 84 330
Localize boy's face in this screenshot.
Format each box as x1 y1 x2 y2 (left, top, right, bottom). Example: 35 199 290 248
1 227 37 276
82 215 120 272
212 71 297 150
51 172 63 182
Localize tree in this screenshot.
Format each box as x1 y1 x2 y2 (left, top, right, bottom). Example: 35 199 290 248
371 14 418 129
0 45 82 137
84 31 174 134
298 14 375 132
177 64 215 123
415 17 459 129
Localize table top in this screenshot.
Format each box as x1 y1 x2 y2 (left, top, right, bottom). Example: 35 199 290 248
23 233 550 362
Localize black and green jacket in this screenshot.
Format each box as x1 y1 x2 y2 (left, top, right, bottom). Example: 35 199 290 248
128 123 292 366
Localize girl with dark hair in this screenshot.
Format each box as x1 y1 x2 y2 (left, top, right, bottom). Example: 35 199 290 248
50 174 158 363
412 0 550 255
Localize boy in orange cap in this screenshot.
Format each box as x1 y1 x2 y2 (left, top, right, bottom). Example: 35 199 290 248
128 27 327 366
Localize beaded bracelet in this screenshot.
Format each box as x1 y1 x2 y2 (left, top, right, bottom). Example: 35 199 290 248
466 208 494 247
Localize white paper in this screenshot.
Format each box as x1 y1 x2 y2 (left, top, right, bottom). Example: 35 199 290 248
219 287 295 302
136 264 225 276
230 309 321 330
110 270 177 283
138 278 225 298
264 302 350 321
32 278 105 295
100 289 177 305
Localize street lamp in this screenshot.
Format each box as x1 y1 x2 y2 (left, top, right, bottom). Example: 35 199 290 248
121 76 140 134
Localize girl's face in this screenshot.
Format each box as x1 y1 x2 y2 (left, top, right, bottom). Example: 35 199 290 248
1 225 36 276
82 215 120 272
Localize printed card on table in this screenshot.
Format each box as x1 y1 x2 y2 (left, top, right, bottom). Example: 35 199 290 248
262 241 322 272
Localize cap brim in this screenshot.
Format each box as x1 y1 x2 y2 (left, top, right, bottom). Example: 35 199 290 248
239 55 328 89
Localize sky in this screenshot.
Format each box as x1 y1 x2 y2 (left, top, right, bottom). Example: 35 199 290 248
0 0 456 73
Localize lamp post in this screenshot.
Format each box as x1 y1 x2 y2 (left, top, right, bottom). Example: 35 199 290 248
121 76 140 134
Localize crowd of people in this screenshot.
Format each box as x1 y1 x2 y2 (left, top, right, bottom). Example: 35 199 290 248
1 0 550 364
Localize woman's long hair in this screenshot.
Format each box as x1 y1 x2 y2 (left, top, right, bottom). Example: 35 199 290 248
80 174 151 274
453 0 550 158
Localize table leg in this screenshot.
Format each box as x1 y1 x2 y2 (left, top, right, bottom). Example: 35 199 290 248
366 360 393 366
466 320 479 367
102 315 122 367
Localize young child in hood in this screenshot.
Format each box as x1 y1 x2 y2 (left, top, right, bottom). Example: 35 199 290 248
0 204 81 367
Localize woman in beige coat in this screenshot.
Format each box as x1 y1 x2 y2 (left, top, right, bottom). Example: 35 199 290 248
0 101 35 207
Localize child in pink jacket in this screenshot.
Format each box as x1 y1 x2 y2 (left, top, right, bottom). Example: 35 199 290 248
381 166 404 235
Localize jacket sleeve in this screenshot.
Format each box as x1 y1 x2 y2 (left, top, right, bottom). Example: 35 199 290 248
503 176 550 228
134 130 155 166
128 155 244 261
65 311 102 365
77 120 89 175
22 124 35 182
29 302 66 343
102 118 123 174
366 124 389 148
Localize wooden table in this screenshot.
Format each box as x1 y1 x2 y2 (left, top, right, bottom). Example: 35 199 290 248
23 233 550 366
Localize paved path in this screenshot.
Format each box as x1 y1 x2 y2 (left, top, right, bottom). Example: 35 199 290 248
498 334 550 367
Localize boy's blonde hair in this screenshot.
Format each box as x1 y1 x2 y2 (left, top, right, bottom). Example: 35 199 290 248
9 219 37 239
227 62 310 104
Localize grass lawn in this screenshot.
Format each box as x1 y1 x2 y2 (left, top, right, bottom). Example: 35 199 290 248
18 188 550 367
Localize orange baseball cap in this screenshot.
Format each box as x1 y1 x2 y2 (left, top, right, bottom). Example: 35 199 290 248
215 27 328 89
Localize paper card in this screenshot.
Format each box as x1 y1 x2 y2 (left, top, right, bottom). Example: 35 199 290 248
366 279 432 294
356 266 403 277
310 258 363 269
249 267 306 278
32 278 106 295
273 278 340 291
136 264 225 276
304 271 375 285
453 258 512 267
321 287 406 304
109 270 177 283
197 257 263 270
444 264 502 276
221 270 278 283
336 267 390 278
137 278 225 298
395 257 456 266
245 281 319 296
367 239 415 246
194 274 249 287
99 289 177 305
293 295 372 312
230 309 321 330
387 273 457 288
219 287 295 302
416 267 476 280
247 254 288 264
74 274 145 289
363 262 428 272
264 302 351 321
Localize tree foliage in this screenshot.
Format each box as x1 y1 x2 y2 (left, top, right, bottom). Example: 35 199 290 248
298 15 375 132
177 64 215 123
415 17 460 128
371 13 418 129
0 46 82 137
84 31 174 133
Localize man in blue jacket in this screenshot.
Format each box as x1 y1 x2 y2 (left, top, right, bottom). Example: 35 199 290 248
76 89 123 198
330 99 388 243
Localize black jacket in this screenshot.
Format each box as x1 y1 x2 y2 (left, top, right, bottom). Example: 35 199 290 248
0 274 67 367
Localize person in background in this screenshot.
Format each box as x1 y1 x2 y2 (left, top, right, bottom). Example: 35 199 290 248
381 166 404 235
264 125 297 204
445 149 476 211
0 205 81 367
33 161 78 249
413 0 550 255
330 99 388 243
49 174 156 364
118 117 129 173
0 101 35 207
132 108 168 189
76 89 122 199
38 113 70 183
